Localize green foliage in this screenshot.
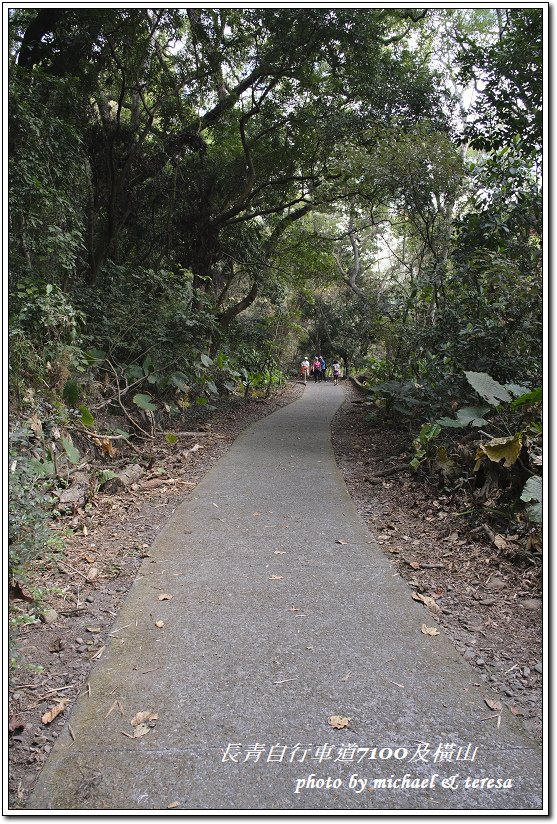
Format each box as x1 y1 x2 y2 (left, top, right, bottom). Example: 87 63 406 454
436 372 540 432
9 282 84 401
60 435 80 465
79 405 95 427
458 9 543 156
521 475 542 523
132 393 158 413
409 422 442 471
437 406 490 429
368 381 428 417
8 430 62 581
464 371 511 406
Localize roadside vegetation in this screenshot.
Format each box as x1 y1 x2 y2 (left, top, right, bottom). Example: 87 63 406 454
8 8 542 612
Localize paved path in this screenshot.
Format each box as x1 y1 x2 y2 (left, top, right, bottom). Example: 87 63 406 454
28 384 543 812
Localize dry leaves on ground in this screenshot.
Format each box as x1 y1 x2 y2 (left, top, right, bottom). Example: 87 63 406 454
41 699 70 725
412 591 442 615
122 710 159 739
329 715 351 729
131 710 159 726
421 624 440 637
158 593 173 601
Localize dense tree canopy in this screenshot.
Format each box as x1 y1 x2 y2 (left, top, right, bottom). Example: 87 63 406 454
8 8 543 577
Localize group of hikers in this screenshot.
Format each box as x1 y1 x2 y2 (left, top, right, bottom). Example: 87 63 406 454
300 355 342 386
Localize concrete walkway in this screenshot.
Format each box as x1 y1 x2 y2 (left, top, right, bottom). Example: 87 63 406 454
28 384 543 812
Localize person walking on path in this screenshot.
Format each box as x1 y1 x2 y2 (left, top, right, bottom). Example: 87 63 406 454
312 356 322 382
332 359 341 385
300 356 310 384
320 355 327 381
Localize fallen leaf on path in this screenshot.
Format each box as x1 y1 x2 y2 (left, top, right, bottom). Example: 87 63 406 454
412 592 442 615
86 627 101 633
485 698 502 712
131 710 159 726
408 561 421 570
421 624 440 636
329 715 351 729
154 620 164 628
493 534 508 550
121 723 151 739
336 539 348 545
268 575 284 580
158 593 173 601
167 802 180 809
86 566 98 582
42 699 69 725
510 706 525 716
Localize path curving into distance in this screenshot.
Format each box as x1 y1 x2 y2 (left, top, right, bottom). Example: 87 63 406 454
28 383 543 812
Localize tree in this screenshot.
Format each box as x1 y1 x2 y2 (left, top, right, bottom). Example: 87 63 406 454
458 9 543 157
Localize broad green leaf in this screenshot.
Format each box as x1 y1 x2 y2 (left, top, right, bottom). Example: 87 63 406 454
206 381 219 396
147 373 161 384
505 382 531 398
61 435 80 464
200 353 213 368
170 372 189 391
436 416 467 428
132 393 158 412
223 381 237 393
409 457 422 471
440 405 491 428
126 365 145 381
521 475 542 503
526 502 542 523
195 396 208 405
465 371 512 406
164 433 178 444
457 406 490 426
477 432 522 468
521 473 543 523
79 405 94 428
